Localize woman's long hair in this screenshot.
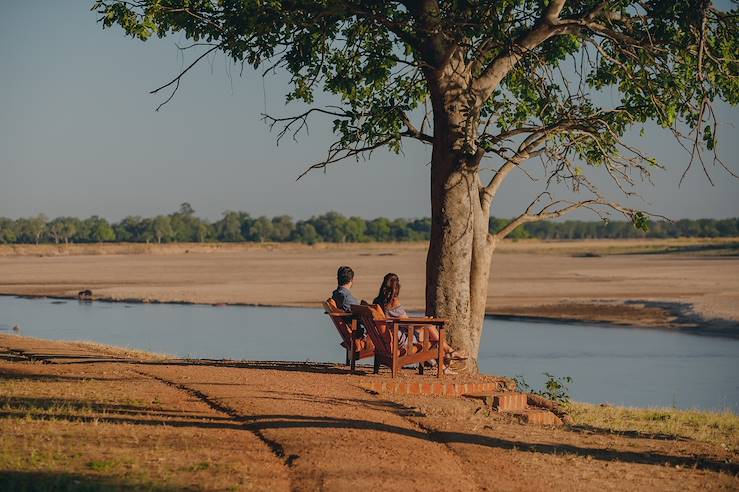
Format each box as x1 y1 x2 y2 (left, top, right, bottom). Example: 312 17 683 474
373 273 400 309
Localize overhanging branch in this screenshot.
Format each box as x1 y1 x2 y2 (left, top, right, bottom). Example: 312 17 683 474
150 44 222 111
493 194 667 240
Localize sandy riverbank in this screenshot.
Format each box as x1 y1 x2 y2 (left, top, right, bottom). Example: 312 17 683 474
0 238 737 335
0 334 736 491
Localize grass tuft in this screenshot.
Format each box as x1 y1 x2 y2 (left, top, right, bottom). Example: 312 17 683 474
570 402 739 450
86 459 115 471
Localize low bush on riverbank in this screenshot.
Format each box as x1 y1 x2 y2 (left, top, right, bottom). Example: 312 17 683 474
570 402 738 451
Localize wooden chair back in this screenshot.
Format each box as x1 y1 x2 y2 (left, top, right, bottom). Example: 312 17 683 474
323 298 351 347
351 303 446 378
351 304 392 357
324 298 374 371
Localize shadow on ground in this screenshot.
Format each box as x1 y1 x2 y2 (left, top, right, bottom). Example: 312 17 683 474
1 366 735 476
0 470 182 492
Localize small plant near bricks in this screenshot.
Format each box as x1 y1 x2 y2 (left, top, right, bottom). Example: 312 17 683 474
514 373 573 405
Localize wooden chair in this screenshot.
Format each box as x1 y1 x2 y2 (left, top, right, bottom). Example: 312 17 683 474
351 304 446 378
323 299 374 372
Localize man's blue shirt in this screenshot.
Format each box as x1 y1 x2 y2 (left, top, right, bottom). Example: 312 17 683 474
332 285 358 312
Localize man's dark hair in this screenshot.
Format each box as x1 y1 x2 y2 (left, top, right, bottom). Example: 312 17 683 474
337 266 354 286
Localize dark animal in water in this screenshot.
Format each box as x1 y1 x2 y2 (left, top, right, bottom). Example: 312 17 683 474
78 289 93 301
12 325 20 332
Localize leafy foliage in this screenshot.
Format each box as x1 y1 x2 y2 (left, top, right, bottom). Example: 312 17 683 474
1 207 736 244
515 372 573 405
93 0 737 201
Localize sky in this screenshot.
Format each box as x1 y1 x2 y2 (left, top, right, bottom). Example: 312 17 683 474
1 1 738 222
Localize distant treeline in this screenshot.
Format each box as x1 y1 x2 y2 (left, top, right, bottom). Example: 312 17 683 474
2 203 737 245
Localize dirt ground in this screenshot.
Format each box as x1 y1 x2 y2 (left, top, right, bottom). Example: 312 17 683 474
0 239 737 335
0 335 736 491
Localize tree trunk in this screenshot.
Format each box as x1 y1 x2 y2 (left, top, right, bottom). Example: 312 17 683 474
425 147 495 372
426 84 495 372
424 60 495 373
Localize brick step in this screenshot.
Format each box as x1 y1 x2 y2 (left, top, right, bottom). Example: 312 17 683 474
360 380 509 397
464 391 528 412
509 409 563 426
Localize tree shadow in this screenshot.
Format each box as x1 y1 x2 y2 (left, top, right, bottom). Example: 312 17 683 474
241 414 738 474
2 351 135 363
15 355 378 376
2 366 734 476
0 396 232 422
0 409 245 432
567 423 691 442
3 350 735 476
0 470 185 492
0 370 141 383
215 390 426 417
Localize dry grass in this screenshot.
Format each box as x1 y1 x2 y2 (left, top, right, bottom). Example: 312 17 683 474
0 241 425 257
1 237 736 258
570 402 739 451
68 340 172 360
0 363 284 491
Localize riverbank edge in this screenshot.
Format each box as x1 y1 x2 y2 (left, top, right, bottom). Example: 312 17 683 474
3 292 738 340
2 332 737 422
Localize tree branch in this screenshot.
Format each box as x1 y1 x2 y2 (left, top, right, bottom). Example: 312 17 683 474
473 0 569 94
261 107 352 144
399 112 434 143
493 195 665 240
473 1 620 96
150 44 221 111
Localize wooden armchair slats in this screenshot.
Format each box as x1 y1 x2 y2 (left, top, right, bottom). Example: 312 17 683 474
351 304 446 378
323 299 374 372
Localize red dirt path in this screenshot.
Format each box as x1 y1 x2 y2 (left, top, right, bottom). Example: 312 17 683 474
0 334 736 491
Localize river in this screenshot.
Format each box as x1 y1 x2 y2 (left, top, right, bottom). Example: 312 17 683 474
1 295 736 411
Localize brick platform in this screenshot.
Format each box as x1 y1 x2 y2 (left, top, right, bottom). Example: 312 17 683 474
465 391 529 412
354 369 562 426
359 380 509 397
511 409 563 426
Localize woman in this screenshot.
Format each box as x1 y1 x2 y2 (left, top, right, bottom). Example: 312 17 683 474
372 273 467 372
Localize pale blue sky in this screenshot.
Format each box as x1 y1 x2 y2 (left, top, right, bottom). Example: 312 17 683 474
1 1 737 221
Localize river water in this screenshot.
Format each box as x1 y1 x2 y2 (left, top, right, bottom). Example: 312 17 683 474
1 296 736 411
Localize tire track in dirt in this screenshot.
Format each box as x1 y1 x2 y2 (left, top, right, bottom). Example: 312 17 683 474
344 386 493 490
136 366 481 491
133 369 299 486
359 389 490 491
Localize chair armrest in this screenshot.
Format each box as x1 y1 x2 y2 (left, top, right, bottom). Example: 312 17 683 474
388 317 447 326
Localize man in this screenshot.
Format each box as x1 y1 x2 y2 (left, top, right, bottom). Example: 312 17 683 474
331 265 365 340
331 265 358 312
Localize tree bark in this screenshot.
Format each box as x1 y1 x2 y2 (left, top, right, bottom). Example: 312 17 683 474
424 56 495 373
425 152 495 372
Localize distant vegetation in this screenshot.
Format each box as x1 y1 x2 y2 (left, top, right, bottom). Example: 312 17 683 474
1 203 737 245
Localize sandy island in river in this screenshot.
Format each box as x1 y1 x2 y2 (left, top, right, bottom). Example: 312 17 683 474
1 237 738 336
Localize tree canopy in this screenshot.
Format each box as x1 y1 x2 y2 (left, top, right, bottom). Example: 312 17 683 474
96 0 737 215
2 209 737 244
93 0 738 368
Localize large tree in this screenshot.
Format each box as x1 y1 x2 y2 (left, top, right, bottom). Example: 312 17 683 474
95 0 737 371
